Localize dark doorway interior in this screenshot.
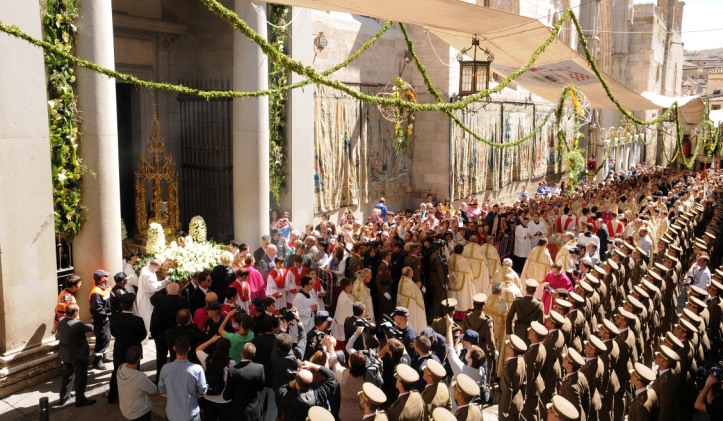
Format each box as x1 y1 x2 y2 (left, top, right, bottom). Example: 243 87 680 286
116 83 136 235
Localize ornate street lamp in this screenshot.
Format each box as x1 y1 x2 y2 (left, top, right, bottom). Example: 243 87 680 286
457 36 494 96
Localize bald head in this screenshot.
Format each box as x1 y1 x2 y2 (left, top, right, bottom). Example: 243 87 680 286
295 369 314 391
205 292 218 303
166 282 180 295
242 343 256 360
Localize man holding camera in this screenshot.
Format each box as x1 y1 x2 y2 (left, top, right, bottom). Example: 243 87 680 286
345 302 369 352
304 310 332 360
694 367 723 419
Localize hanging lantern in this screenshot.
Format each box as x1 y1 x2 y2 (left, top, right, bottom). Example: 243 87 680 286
457 36 494 96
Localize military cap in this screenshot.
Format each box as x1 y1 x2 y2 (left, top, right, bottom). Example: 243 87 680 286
669 244 683 253
690 285 709 299
395 364 419 384
528 321 549 337
578 279 594 294
568 291 585 305
555 288 570 297
656 344 681 362
615 307 636 321
660 236 672 245
710 279 723 291
705 231 716 240
593 265 606 276
424 359 446 381
441 298 458 309
635 246 647 256
584 335 607 353
665 253 680 263
583 273 597 285
506 334 528 353
393 239 405 248
462 329 480 344
642 279 660 295
714 268 723 279
687 296 707 310
564 347 586 368
358 382 386 406
113 272 129 282
548 310 566 326
613 249 626 259
453 373 480 398
307 406 334 421
606 259 619 271
472 293 488 304
633 286 650 300
669 223 682 231
676 318 698 334
524 279 540 289
119 292 136 304
379 247 392 258
555 298 572 310
681 308 702 325
630 362 656 383
432 408 456 421
661 332 684 350
626 295 645 312
600 319 620 336
694 240 707 250
653 262 667 273
392 307 410 318
587 274 601 286
546 395 580 421
623 242 635 251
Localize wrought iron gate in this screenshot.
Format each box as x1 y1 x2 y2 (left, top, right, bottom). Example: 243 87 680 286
177 79 234 242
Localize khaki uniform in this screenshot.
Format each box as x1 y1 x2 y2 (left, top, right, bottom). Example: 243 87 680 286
540 330 564 406
420 382 451 420
579 356 603 421
499 356 526 421
650 369 678 421
505 296 544 345
402 255 423 284
461 310 496 368
598 340 620 421
558 371 590 421
454 404 483 421
521 342 546 421
386 390 425 421
627 389 658 421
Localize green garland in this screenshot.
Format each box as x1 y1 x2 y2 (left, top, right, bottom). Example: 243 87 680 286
43 0 85 242
268 4 289 202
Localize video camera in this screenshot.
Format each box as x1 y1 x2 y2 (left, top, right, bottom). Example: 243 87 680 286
279 307 296 323
699 363 723 382
376 314 403 340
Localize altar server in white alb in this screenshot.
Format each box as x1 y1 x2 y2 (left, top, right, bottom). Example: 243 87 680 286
136 259 169 333
291 275 318 342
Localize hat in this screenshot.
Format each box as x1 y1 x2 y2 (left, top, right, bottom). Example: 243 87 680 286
613 249 626 259
424 359 447 381
568 291 585 305
564 348 586 368
584 335 607 353
626 295 644 312
676 318 698 334
633 286 650 300
656 344 681 362
601 319 620 336
315 310 332 322
93 269 109 281
453 373 480 398
623 242 635 251
528 321 549 337
431 408 456 421
441 298 458 309
630 362 656 383
379 247 392 258
524 279 539 289
555 288 570 297
357 382 386 406
660 236 672 245
715 268 723 279
710 279 723 292
615 307 636 322
606 259 619 271
661 331 684 350
119 293 136 304
472 293 488 304
393 239 405 248
207 301 222 311
392 307 410 318
306 406 334 421
681 308 702 325
462 329 480 345
506 334 528 353
669 244 683 253
652 262 667 273
687 296 707 310
579 279 594 293
113 272 129 282
555 298 572 310
548 310 566 326
546 395 580 421
690 285 709 299
394 364 419 384
635 246 647 256
705 231 716 240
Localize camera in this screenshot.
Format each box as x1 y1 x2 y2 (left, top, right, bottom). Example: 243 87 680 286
309 330 327 351
376 318 403 340
354 317 373 330
280 307 296 322
699 363 723 381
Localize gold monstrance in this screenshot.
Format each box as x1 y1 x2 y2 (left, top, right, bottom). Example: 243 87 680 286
135 110 180 240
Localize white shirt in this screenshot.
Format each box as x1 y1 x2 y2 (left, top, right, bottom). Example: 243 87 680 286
292 290 316 337
514 224 532 257
528 220 548 249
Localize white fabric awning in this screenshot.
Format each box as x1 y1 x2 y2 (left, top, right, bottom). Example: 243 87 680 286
641 91 705 126
269 0 659 110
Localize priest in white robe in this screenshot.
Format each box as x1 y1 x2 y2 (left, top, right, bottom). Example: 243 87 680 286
555 232 578 274
521 238 553 299
448 245 477 312
480 237 501 280
462 238 490 298
291 276 318 343
330 278 354 341
396 266 427 332
490 258 522 291
351 268 375 324
137 259 169 333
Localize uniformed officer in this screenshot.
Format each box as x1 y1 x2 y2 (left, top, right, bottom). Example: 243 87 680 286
430 407 455 421
431 298 460 341
499 335 527 421
306 406 335 421
359 382 390 421
451 373 483 421
53 274 81 334
522 321 548 421
110 272 130 315
545 395 580 421
89 269 113 370
461 293 496 375
506 280 544 345
558 348 589 421
387 363 425 421
540 310 566 407
421 359 451 418
650 345 680 421
627 363 658 421
597 319 621 421
580 336 606 421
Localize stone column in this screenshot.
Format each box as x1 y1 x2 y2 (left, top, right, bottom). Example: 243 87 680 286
72 0 123 319
282 7 315 224
233 0 270 247
0 0 62 396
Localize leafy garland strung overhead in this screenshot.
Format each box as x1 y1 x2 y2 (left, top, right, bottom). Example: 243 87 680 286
1 1 714 167
268 4 289 203
43 0 86 242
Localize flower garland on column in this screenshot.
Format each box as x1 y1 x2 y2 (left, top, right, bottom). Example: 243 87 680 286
43 0 86 242
268 4 289 202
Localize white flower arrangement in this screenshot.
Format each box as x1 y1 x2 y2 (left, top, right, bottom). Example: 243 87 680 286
146 222 166 254
189 215 207 243
120 218 127 241
133 235 225 283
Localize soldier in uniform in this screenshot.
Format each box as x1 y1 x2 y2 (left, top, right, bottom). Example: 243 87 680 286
522 321 548 421
627 363 658 421
460 293 495 376
420 359 451 418
545 395 581 421
451 374 484 421
650 345 680 421
359 382 389 421
505 280 544 345
431 298 459 341
403 243 424 288
705 279 723 362
499 335 527 421
597 319 621 421
558 348 590 421
387 363 425 421
53 274 81 334
389 240 407 304
307 406 335 421
566 292 588 353
579 336 606 421
541 310 566 406
89 269 113 370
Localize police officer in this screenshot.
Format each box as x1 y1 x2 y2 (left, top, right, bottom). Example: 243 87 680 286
110 272 130 315
89 269 113 370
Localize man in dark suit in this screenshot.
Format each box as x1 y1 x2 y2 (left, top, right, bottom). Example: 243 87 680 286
277 360 337 421
224 343 265 420
150 282 188 377
343 301 368 351
181 272 199 303
57 304 95 407
108 293 146 404
304 311 332 361
188 271 211 315
164 309 205 364
252 313 280 421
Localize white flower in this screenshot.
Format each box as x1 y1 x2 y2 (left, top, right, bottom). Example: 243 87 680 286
189 215 207 243
120 218 127 241
57 172 67 183
146 223 166 254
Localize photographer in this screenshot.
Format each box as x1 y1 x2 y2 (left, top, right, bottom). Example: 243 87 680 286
277 360 337 421
270 309 306 392
303 310 332 361
344 302 369 351
694 370 723 418
391 307 419 361
344 325 383 386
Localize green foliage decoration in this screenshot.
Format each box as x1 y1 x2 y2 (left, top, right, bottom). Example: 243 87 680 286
43 0 85 242
268 4 289 202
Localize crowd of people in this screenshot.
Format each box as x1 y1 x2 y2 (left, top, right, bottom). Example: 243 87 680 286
52 164 723 421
